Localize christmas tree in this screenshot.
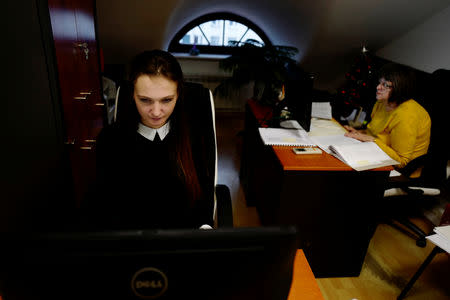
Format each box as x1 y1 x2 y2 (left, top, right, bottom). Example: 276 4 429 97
334 46 387 127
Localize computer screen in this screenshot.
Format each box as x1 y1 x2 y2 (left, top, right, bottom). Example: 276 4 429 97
283 64 314 132
2 226 298 300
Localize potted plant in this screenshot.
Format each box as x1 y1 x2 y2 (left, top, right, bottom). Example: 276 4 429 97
214 39 299 106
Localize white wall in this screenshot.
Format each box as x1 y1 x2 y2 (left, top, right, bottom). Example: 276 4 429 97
376 5 450 73
96 0 450 92
174 54 253 111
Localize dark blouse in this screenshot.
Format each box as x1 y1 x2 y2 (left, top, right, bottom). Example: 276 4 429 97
85 124 214 230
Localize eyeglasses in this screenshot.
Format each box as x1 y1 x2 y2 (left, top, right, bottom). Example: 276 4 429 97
378 80 393 89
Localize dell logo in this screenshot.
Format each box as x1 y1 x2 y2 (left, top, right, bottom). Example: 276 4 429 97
131 267 168 299
135 280 163 289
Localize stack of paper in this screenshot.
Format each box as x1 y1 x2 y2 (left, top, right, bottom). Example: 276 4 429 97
258 127 316 146
308 118 347 137
310 134 361 154
311 102 332 120
426 225 450 253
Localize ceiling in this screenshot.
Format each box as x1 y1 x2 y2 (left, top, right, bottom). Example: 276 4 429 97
96 0 450 90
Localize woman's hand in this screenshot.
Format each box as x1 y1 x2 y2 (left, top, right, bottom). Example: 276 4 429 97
343 125 357 133
344 130 375 142
344 125 375 142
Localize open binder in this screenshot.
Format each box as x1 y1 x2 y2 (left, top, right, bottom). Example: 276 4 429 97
329 141 399 171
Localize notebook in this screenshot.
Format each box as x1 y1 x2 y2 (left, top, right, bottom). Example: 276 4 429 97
258 127 316 146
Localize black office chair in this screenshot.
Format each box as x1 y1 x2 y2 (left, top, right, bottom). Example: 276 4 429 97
113 80 233 228
383 69 450 247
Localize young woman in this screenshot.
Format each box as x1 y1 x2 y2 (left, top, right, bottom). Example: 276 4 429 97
344 63 431 178
88 50 214 229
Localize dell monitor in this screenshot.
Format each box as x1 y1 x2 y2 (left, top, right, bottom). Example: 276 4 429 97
2 226 298 300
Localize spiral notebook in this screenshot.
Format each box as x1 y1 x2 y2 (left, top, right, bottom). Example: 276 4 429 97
258 127 316 146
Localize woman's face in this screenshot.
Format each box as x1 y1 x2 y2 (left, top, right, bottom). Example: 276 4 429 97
376 77 393 103
133 75 178 129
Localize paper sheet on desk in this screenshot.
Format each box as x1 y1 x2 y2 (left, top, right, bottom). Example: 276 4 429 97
311 102 332 119
308 118 347 137
310 134 361 154
329 142 400 171
427 233 450 253
258 127 316 146
434 225 450 240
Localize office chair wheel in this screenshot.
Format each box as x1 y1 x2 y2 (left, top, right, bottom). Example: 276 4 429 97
416 237 426 248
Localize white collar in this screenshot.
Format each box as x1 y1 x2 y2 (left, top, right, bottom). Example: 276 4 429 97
137 121 171 141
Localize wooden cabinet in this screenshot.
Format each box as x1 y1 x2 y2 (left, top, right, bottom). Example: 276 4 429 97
47 0 104 206
1 0 103 232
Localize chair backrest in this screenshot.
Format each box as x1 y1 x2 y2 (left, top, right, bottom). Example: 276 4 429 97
183 82 218 192
420 69 450 184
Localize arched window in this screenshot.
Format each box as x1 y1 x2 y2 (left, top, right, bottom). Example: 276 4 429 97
169 12 271 55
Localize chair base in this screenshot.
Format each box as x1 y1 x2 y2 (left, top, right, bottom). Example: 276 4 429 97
389 217 428 248
397 246 443 299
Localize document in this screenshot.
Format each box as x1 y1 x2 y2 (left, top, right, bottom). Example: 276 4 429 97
307 118 398 170
258 127 316 146
426 225 450 253
328 141 399 171
311 102 332 120
310 134 361 154
434 225 450 239
308 118 347 137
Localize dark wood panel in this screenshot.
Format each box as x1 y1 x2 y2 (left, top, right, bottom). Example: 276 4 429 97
47 0 104 207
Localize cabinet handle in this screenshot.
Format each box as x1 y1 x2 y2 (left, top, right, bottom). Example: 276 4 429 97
74 42 88 48
79 146 92 150
64 138 75 145
74 42 89 60
74 96 87 100
80 91 92 95
84 139 96 143
95 103 105 106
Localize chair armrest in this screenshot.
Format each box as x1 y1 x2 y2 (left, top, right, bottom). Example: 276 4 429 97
215 184 233 227
399 154 428 178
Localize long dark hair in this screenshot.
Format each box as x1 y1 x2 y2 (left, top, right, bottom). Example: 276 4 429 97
127 50 201 205
377 63 417 105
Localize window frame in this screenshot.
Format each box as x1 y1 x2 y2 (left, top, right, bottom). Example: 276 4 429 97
168 12 271 55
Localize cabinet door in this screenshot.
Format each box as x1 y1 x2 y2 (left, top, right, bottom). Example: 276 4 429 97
48 0 104 207
73 0 104 143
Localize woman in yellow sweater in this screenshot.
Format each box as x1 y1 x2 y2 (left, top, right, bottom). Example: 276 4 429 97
344 63 431 177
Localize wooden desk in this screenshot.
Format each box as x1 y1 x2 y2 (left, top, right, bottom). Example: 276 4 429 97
273 146 392 171
240 99 391 277
288 250 325 300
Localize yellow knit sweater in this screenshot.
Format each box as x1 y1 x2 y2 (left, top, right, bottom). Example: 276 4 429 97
367 99 431 177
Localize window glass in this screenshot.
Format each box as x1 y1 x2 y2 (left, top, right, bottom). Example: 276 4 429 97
169 13 271 54
224 21 248 46
180 20 265 47
240 29 264 45
199 20 224 46
179 26 209 45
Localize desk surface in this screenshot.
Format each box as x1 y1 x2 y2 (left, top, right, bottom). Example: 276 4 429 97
288 250 325 300
273 146 392 171
247 99 392 172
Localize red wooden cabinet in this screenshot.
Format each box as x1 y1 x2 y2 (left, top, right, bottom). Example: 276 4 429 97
47 0 104 206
